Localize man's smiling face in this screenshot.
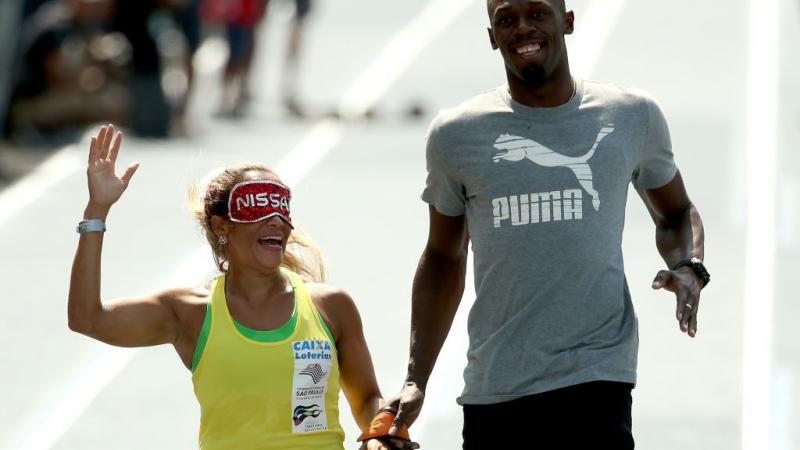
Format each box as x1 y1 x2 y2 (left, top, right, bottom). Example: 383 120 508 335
487 0 574 84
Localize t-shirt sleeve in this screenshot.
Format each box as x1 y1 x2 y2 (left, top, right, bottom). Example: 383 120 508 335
420 115 466 216
631 96 678 190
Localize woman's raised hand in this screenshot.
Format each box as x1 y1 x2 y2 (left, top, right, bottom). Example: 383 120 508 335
86 124 139 211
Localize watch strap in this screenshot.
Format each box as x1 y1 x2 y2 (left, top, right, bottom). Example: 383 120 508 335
671 257 710 287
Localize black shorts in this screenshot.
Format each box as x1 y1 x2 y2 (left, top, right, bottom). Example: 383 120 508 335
462 381 634 449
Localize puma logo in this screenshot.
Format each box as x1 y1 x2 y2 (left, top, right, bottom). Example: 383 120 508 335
492 125 615 210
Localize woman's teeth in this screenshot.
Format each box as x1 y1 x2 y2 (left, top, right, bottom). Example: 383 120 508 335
258 237 282 245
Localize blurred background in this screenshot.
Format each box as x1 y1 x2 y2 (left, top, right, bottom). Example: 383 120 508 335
0 0 798 449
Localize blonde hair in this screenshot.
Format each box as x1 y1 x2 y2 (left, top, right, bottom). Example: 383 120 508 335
188 163 326 282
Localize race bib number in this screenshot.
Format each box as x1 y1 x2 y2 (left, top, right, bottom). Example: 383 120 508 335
291 339 334 433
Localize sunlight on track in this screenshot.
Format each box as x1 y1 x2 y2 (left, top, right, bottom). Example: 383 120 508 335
337 0 477 119
275 118 342 187
11 245 213 450
0 147 81 227
741 0 779 448
14 348 137 450
568 0 627 78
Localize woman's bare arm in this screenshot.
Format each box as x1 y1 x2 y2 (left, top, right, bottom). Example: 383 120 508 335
67 124 203 347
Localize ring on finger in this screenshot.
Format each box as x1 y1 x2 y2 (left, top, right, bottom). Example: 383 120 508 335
684 303 693 310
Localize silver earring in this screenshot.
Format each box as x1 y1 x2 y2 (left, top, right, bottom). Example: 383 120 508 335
218 236 227 246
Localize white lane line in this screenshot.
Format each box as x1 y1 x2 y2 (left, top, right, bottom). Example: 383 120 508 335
277 0 478 183
0 147 81 227
741 0 779 447
411 0 627 439
274 118 343 187
13 348 139 450
337 0 477 119
11 1 485 448
12 246 214 450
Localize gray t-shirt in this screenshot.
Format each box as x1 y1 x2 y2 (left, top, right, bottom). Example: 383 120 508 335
422 79 678 405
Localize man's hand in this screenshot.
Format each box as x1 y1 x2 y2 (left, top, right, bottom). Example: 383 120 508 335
386 382 425 437
652 267 703 337
640 172 705 339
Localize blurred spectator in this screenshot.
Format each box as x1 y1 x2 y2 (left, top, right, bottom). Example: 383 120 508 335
0 0 24 142
200 0 268 117
171 0 202 134
22 0 53 19
7 0 130 145
111 0 185 138
113 0 202 137
6 0 202 144
281 0 313 118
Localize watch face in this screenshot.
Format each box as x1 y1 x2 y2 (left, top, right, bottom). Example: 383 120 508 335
690 257 703 265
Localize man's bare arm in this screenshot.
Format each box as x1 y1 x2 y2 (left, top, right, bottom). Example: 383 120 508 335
406 207 469 389
640 170 706 337
389 206 468 433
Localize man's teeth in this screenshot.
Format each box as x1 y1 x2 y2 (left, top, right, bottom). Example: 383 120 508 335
516 43 542 54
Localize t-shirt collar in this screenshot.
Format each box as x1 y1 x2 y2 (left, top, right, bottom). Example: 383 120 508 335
496 78 584 119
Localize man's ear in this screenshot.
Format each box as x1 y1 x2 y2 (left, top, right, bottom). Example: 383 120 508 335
488 27 498 50
564 11 575 35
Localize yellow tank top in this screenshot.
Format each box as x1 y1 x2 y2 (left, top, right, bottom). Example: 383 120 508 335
191 270 345 450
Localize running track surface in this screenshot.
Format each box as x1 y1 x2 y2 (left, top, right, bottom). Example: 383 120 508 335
1 1 799 449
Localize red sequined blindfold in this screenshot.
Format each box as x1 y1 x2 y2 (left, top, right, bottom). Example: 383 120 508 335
227 180 293 227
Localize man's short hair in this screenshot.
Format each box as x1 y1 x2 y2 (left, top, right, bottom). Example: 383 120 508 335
487 0 567 18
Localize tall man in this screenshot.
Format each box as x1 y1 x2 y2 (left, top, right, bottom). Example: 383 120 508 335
387 0 709 448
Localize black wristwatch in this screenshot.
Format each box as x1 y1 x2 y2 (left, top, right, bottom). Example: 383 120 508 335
672 257 710 288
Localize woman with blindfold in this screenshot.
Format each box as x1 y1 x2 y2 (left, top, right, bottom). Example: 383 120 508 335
68 125 418 450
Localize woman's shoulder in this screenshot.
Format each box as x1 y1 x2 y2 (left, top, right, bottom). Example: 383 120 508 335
166 274 220 306
158 286 211 304
305 282 357 314
304 282 361 341
155 286 212 324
